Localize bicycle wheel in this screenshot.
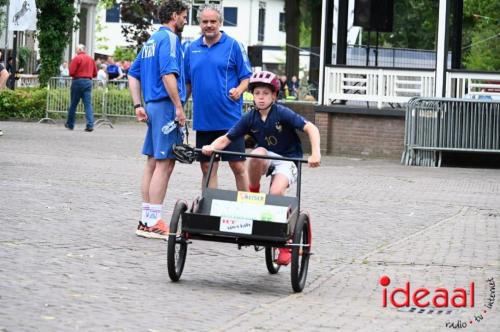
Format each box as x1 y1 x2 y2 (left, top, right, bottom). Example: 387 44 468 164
291 213 311 292
265 247 281 274
167 200 188 282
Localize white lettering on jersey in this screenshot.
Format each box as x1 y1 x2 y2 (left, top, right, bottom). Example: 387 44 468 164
142 42 156 59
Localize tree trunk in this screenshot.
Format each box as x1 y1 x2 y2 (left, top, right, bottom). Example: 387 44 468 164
285 0 300 78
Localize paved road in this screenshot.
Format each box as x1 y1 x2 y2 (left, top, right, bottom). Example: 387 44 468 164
0 121 498 331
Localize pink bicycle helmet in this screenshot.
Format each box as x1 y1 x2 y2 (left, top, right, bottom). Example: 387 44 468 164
248 71 280 93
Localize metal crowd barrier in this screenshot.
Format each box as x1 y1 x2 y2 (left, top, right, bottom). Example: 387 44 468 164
40 77 254 127
402 97 500 167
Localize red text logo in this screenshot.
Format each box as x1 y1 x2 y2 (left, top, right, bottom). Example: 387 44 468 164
380 275 475 308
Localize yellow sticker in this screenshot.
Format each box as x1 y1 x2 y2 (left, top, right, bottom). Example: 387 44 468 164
237 191 266 205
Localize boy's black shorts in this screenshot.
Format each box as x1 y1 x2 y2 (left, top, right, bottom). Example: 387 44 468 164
195 130 246 162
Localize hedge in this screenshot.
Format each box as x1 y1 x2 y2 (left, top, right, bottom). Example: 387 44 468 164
0 88 47 120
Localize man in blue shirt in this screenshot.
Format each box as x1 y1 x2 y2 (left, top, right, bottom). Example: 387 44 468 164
128 0 188 239
184 4 252 191
201 71 321 265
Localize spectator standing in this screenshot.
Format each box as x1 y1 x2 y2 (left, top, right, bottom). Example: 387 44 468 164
6 57 15 90
106 56 124 80
97 64 108 85
60 61 69 76
65 44 97 132
128 0 188 239
184 4 252 190
289 75 299 99
0 51 9 136
279 75 289 99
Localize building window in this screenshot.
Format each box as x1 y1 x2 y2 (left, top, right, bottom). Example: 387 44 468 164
258 3 266 42
190 5 200 25
279 12 285 32
105 3 120 23
223 7 237 27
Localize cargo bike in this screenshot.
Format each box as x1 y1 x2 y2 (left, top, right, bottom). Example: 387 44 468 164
167 148 312 292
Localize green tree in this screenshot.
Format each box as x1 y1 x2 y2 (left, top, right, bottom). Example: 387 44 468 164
463 0 500 70
0 0 8 34
113 46 137 61
36 0 76 86
120 0 159 52
359 0 439 49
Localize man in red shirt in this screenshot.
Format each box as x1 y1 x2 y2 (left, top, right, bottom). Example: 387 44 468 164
65 44 97 132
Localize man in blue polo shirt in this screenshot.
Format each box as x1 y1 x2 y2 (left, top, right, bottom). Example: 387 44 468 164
184 4 252 191
128 0 188 239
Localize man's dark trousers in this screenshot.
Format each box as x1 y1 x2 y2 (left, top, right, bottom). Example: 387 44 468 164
66 78 94 129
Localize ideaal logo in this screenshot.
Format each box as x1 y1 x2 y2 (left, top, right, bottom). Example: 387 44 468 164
379 276 496 329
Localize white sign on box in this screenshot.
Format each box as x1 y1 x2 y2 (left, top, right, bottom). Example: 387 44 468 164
210 199 288 223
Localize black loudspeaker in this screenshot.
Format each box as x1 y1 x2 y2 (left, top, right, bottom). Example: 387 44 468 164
354 0 393 32
247 46 263 67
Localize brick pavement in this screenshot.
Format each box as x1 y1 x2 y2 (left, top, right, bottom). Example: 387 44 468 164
0 121 498 331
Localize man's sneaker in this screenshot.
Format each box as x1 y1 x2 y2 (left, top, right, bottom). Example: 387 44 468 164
276 247 292 266
135 221 150 237
140 219 170 240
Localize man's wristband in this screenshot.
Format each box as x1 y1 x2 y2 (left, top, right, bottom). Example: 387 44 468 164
134 103 142 109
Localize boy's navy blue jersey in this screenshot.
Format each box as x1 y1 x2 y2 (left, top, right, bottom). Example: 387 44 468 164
128 26 185 103
226 103 307 158
184 32 252 131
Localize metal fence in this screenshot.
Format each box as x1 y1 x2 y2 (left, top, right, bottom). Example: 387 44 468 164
41 77 193 127
42 77 256 127
402 97 500 167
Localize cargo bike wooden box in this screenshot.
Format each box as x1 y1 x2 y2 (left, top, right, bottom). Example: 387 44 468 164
167 150 312 292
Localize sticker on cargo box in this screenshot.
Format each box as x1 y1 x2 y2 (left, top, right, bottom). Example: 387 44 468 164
219 217 253 234
237 191 266 205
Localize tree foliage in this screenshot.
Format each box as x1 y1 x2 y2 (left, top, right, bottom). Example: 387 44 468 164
36 0 76 86
120 0 159 52
359 0 439 50
0 0 8 34
463 0 500 70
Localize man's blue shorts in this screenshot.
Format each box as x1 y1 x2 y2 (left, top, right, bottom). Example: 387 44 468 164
196 130 245 162
142 99 183 160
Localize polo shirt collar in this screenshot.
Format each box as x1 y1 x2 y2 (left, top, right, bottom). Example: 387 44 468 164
200 31 227 47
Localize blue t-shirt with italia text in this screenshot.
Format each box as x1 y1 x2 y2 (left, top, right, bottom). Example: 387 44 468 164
184 32 252 131
227 104 307 158
128 26 185 104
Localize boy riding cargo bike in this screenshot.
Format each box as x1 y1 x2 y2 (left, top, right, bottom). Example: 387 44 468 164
170 71 321 292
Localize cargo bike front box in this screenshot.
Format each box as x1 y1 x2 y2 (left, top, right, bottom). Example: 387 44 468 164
167 149 312 292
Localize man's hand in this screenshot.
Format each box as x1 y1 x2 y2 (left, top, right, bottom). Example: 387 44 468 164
202 145 215 156
175 106 186 126
135 107 148 122
307 153 321 168
229 87 241 101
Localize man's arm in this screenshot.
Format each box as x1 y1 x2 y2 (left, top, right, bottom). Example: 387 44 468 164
303 122 321 167
68 57 79 77
229 78 249 101
116 67 124 80
162 74 186 126
185 82 192 102
92 60 98 78
202 135 232 156
128 75 147 122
